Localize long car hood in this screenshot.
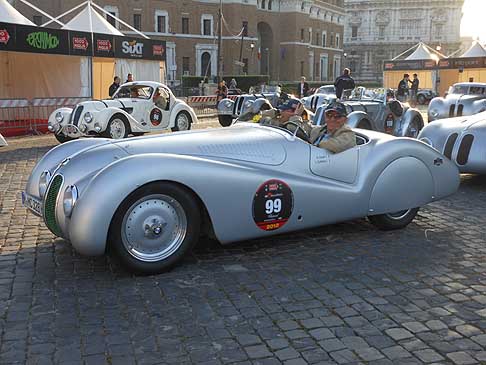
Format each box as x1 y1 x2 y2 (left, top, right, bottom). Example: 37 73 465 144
111 123 288 166
78 99 132 111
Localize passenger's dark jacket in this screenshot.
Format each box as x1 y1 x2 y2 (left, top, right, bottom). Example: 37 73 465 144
334 75 355 98
109 82 119 97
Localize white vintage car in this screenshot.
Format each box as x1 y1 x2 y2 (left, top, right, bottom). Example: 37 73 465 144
48 81 198 143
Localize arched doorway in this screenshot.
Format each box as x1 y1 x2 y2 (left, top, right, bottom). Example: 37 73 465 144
201 52 211 77
257 22 274 79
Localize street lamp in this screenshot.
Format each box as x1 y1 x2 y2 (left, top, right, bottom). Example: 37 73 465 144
265 47 270 78
431 54 440 95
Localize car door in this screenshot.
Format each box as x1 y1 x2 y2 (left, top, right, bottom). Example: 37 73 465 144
147 86 171 131
309 143 359 184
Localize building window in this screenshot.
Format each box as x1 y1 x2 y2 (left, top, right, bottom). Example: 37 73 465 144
322 32 326 47
268 0 272 10
308 29 312 44
262 0 266 9
242 21 248 36
155 11 168 33
301 28 305 42
243 58 249 74
378 26 385 38
33 15 42 25
335 34 340 48
300 61 305 77
133 14 141 30
330 33 334 47
182 17 189 34
182 57 190 74
203 19 211 35
104 6 119 28
157 16 166 32
315 32 319 46
351 26 358 38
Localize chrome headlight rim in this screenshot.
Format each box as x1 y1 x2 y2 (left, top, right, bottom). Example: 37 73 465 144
55 111 64 123
83 112 93 123
39 170 52 198
63 184 78 218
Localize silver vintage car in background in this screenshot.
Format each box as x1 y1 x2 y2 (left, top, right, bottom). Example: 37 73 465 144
314 88 424 137
23 119 459 273
428 82 486 122
419 110 486 174
302 85 336 112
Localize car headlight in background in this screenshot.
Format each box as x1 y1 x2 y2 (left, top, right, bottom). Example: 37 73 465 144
63 185 78 217
55 111 64 123
83 112 93 123
224 100 233 108
39 170 52 198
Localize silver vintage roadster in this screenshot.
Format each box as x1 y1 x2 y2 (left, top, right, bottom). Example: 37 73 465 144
23 121 459 273
428 82 486 122
418 110 486 174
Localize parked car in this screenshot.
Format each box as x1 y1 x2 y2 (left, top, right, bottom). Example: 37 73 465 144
314 87 424 138
418 110 486 174
23 118 459 273
0 133 6 147
428 82 486 122
48 81 198 143
217 85 287 127
302 85 336 112
416 89 438 105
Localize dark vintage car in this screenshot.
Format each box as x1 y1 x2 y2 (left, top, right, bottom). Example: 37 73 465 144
428 82 486 122
301 85 337 112
416 89 438 105
314 88 424 138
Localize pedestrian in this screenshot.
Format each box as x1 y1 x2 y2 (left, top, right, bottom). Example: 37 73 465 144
216 80 228 106
126 73 134 83
396 73 410 103
297 76 310 98
334 68 355 99
108 76 121 97
229 78 237 90
410 73 419 106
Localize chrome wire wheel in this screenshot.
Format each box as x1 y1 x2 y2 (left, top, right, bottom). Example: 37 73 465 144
109 118 127 139
121 194 187 263
173 112 191 131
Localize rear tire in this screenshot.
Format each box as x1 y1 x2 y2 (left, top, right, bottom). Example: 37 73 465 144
54 134 76 143
108 182 201 274
218 115 233 127
368 208 419 231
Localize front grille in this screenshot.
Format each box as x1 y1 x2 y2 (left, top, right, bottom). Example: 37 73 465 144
457 134 474 165
457 104 464 117
449 104 455 117
43 174 63 237
443 133 458 159
235 97 244 115
72 105 84 126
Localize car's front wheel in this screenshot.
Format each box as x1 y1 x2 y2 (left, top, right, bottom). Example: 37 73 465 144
417 94 426 105
54 134 76 143
105 115 129 139
218 115 233 127
108 182 201 274
368 208 419 231
171 111 192 132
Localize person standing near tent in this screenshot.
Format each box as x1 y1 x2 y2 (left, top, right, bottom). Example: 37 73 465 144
109 76 121 97
410 74 419 106
126 73 134 83
396 74 410 103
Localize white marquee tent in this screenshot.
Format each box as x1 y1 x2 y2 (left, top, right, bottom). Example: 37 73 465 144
460 41 486 58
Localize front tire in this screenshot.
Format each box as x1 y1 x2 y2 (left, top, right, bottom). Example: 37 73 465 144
218 115 233 127
368 208 419 231
171 111 192 132
104 115 129 139
54 134 76 143
108 182 201 274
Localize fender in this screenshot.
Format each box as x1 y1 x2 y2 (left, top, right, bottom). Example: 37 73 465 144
69 154 253 255
169 102 198 128
217 97 235 115
94 107 133 131
396 109 423 137
427 97 444 122
346 111 370 128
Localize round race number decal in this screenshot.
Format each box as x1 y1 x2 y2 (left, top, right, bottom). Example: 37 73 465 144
252 179 293 231
150 108 162 126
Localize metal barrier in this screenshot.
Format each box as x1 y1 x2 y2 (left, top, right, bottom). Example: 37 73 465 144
187 95 239 118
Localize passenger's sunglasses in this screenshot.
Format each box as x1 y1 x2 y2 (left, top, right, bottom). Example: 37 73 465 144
325 111 343 119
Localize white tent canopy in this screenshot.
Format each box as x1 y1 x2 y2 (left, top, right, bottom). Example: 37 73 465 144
405 43 444 61
0 0 35 25
61 3 123 36
460 41 486 58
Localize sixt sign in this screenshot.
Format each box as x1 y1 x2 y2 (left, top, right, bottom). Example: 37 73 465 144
114 36 148 59
122 39 143 56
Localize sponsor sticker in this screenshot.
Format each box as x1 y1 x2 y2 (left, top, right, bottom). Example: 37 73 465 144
252 179 293 231
150 108 162 126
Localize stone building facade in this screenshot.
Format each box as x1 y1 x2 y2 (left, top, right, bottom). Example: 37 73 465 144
343 0 464 83
12 0 345 83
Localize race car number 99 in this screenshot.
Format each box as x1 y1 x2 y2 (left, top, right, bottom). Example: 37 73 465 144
253 179 293 231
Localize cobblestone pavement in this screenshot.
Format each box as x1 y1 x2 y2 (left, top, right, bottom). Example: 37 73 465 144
0 130 486 365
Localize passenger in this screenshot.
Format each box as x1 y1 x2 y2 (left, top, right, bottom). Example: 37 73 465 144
153 89 167 109
309 101 356 154
130 88 139 98
260 98 312 132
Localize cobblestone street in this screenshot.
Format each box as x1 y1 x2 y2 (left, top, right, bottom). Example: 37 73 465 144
0 131 485 365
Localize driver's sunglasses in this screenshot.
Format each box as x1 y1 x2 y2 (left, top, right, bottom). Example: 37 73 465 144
325 111 342 119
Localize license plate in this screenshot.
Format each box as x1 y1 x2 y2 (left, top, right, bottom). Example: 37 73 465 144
21 191 43 216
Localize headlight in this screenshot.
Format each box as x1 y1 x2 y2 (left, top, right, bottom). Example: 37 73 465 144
83 112 93 123
224 100 233 108
55 111 64 123
39 170 51 198
94 123 101 132
63 185 78 217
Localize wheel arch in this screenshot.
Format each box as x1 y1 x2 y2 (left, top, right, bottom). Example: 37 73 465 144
347 111 371 129
169 102 198 128
398 109 423 137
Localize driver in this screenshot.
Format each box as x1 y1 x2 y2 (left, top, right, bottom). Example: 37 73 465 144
309 101 356 154
260 98 312 130
153 89 167 109
130 88 139 98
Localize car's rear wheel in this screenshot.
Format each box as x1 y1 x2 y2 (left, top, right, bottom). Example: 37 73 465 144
368 208 419 231
218 115 233 127
171 111 192 132
108 182 201 274
105 115 129 139
55 134 76 143
405 116 422 138
417 94 426 105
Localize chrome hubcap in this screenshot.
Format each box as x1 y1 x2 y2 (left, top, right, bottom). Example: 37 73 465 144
385 209 411 220
109 119 126 139
176 113 189 130
122 194 187 262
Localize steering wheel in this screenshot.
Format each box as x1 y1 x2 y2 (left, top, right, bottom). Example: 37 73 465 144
282 121 310 142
